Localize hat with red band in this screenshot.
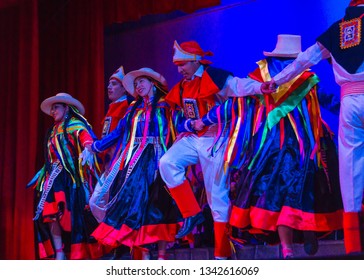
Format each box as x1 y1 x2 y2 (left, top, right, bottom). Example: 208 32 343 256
173 40 213 65
109 66 125 84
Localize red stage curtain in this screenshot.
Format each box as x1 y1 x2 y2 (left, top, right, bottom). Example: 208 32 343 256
0 0 220 260
102 0 221 25
0 0 40 260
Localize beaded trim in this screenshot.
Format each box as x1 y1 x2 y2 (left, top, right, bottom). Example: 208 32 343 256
339 14 364 49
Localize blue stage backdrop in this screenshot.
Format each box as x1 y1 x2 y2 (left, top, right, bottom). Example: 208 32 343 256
104 0 351 139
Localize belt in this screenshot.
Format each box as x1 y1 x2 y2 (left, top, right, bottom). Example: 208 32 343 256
341 81 364 99
133 137 161 144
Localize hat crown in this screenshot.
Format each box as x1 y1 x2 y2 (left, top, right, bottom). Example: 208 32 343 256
139 67 160 77
110 66 125 83
40 92 85 115
263 34 302 58
56 92 72 98
173 40 202 62
173 40 213 64
134 67 167 85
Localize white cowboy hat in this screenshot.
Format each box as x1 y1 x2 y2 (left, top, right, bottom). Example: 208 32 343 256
263 34 302 58
41 92 85 115
122 67 168 97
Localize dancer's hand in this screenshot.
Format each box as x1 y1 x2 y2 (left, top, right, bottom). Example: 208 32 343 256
261 80 278 94
80 147 94 166
192 119 205 131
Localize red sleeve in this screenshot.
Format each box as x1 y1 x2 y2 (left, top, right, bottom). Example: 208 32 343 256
79 129 93 147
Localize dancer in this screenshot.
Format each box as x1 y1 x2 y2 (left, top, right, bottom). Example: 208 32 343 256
89 65 130 223
27 93 103 260
197 35 343 259
89 68 182 260
159 40 263 259
263 1 364 255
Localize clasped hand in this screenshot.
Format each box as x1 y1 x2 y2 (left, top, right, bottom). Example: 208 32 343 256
191 119 205 131
79 145 94 166
260 79 278 94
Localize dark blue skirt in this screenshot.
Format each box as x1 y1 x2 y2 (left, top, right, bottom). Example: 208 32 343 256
34 168 105 259
229 118 343 243
92 144 183 248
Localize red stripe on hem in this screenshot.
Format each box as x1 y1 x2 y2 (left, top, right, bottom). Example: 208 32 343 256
38 239 54 259
92 222 182 248
229 205 343 231
70 242 109 260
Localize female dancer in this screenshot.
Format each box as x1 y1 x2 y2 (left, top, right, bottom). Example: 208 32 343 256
28 92 103 260
89 68 182 260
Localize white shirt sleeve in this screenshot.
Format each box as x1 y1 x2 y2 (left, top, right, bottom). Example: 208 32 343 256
273 42 331 85
225 76 262 97
215 75 233 101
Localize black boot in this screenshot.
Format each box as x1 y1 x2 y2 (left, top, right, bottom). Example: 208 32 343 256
175 212 205 239
303 231 318 256
110 246 128 260
359 211 364 252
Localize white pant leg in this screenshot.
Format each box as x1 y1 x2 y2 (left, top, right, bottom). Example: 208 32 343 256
198 136 231 223
159 134 200 187
339 94 364 212
89 173 108 223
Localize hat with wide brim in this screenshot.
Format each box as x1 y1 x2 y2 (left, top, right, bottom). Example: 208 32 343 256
263 34 302 58
41 92 85 115
122 68 168 98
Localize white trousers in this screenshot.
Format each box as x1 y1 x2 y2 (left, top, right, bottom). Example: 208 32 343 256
159 134 231 222
89 173 108 223
339 94 364 212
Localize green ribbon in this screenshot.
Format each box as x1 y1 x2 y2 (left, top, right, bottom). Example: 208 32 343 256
248 75 319 170
267 75 319 130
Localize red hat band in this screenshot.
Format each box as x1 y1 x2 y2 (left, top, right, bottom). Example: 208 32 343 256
173 40 213 65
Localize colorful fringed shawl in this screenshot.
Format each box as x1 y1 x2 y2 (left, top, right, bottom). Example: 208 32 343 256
28 117 100 192
218 59 333 173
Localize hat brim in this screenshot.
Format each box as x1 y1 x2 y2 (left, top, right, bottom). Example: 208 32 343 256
173 59 212 65
123 69 168 97
263 51 299 58
41 95 85 115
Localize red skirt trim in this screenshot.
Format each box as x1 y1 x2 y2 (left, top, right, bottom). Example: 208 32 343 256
37 239 108 260
38 238 54 259
70 242 109 260
92 222 182 248
42 191 71 231
230 205 343 231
